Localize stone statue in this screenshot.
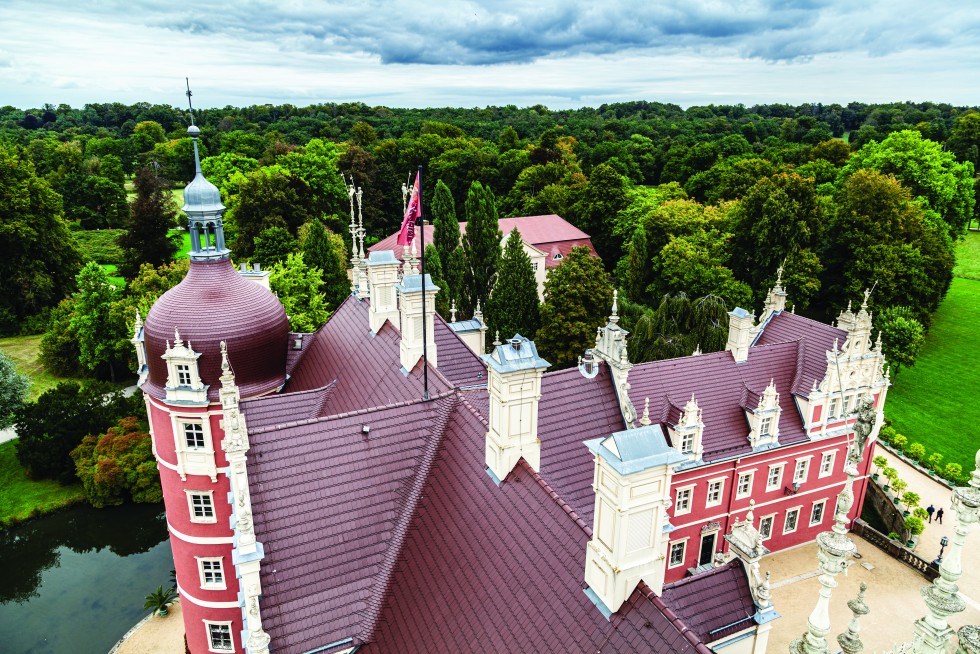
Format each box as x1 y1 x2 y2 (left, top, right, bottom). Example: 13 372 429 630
852 393 876 460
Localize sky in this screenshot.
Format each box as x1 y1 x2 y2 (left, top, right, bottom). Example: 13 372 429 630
1 0 978 111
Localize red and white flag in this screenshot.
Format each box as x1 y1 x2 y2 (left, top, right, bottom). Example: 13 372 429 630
397 173 421 247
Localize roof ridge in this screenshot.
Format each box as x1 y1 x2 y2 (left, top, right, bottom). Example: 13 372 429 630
662 559 740 590
521 460 592 538
356 394 459 645
639 583 714 654
311 379 338 418
248 389 456 435
458 392 489 428
790 338 807 396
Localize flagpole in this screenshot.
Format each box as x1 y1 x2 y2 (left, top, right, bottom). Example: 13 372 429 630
418 165 429 401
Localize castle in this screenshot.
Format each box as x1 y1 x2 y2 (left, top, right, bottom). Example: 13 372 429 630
134 124 896 654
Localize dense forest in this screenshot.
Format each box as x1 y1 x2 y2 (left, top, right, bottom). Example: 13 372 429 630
1 98 978 376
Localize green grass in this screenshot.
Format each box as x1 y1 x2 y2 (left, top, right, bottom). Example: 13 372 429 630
0 334 86 401
954 230 980 280
100 263 126 289
170 229 192 259
884 276 980 474
74 228 125 265
0 440 85 527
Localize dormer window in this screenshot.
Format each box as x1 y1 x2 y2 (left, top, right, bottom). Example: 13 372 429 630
760 416 773 437
553 253 563 261
666 394 704 463
828 398 838 420
177 364 192 386
745 380 782 449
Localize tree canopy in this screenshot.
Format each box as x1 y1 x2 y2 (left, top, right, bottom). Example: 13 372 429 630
485 229 540 344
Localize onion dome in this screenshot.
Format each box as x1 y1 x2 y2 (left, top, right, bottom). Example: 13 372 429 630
143 258 289 401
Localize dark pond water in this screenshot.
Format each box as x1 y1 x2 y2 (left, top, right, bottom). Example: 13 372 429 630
0 502 172 654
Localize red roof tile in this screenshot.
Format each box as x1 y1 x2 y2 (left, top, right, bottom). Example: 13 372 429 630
661 561 758 643
755 311 846 395
241 382 334 432
432 313 487 387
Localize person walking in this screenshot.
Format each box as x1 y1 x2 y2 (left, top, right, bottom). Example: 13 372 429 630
926 504 935 523
936 508 944 524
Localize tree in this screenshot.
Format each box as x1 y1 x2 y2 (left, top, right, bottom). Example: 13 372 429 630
840 129 975 238
253 226 298 267
569 163 629 267
226 167 314 259
300 219 349 311
71 416 161 508
117 167 180 279
461 181 502 314
431 180 461 270
0 144 83 334
0 352 29 429
423 245 451 320
39 298 83 376
268 253 330 332
200 152 259 199
535 246 613 370
70 262 125 381
485 229 540 343
275 138 348 219
15 381 137 483
627 293 730 363
875 306 925 377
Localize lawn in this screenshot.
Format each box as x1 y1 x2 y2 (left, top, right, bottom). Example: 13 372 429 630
101 263 126 288
884 275 980 475
0 334 86 401
0 440 85 527
954 230 980 280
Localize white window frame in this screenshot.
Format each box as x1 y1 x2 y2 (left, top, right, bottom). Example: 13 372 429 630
668 539 688 569
205 621 234 652
553 252 563 261
784 507 801 534
760 415 773 436
183 421 206 450
675 485 695 516
819 451 836 478
197 557 226 590
759 514 775 541
532 262 539 271
681 431 695 454
810 500 827 526
186 490 217 524
736 471 754 499
172 414 217 481
766 464 784 491
705 478 725 508
843 394 852 415
176 363 192 386
828 397 838 420
793 457 811 484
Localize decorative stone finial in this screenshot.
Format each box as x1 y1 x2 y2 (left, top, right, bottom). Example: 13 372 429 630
836 582 869 654
450 299 457 323
639 398 651 426
220 340 230 373
609 289 619 325
173 327 183 347
493 330 501 347
134 309 143 330
861 287 872 310
474 298 483 321
776 261 785 287
692 344 702 356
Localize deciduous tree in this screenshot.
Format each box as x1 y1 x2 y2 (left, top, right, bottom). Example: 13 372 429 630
117 167 180 279
874 306 925 377
268 253 330 332
0 352 29 429
71 416 161 508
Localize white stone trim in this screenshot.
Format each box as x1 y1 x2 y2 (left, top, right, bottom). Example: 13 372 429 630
705 476 726 508
668 537 689 569
203 619 236 652
674 484 695 516
167 521 234 544
793 456 813 484
783 506 802 534
197 556 227 591
818 450 836 478
810 499 828 526
736 471 754 499
765 463 785 492
171 412 218 482
176 584 239 609
758 513 776 541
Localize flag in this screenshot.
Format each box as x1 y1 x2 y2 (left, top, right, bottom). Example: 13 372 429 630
397 173 421 247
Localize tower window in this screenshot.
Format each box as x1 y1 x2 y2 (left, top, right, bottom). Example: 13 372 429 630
187 491 216 523
198 558 225 589
176 364 191 386
184 423 205 450
206 622 234 651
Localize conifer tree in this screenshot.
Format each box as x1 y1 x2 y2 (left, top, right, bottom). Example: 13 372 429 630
423 244 451 320
486 229 540 342
431 180 460 268
622 224 649 304
117 166 179 280
301 218 349 310
462 181 502 315
535 246 613 370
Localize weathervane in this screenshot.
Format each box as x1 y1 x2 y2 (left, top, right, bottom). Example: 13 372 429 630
185 77 196 126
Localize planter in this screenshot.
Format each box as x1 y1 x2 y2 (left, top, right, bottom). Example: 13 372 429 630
903 510 911 517
894 497 901 504
157 606 169 617
872 473 880 480
883 485 891 492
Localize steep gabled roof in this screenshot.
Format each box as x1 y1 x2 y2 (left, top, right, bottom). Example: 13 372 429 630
661 560 758 643
432 313 487 387
755 310 846 395
284 296 452 415
247 393 457 654
538 363 624 524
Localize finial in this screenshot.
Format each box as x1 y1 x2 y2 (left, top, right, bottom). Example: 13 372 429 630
134 309 143 328
746 499 756 525
776 260 785 287
791 304 796 314
184 78 203 174
609 289 619 325
692 343 702 356
185 78 195 127
174 327 183 347
474 298 483 319
861 283 875 311
493 330 501 347
639 398 651 426
356 187 366 259
450 299 457 323
220 341 230 373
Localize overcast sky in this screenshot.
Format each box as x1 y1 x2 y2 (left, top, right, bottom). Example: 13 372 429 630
1 0 978 110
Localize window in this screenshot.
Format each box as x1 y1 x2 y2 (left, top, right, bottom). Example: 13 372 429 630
810 501 826 526
176 364 191 386
828 398 838 419
675 487 693 515
759 515 774 540
736 472 753 499
532 262 539 271
706 479 724 507
793 458 810 484
784 508 800 533
843 395 852 415
819 451 835 478
681 432 695 454
184 422 205 450
553 253 563 261
760 416 773 436
669 541 686 568
187 491 216 523
198 558 225 589
766 465 784 491
206 622 234 651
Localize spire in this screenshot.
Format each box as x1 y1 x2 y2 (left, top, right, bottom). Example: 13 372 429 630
182 80 229 261
639 397 651 426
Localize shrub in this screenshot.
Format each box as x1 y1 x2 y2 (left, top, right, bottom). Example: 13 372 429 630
901 491 921 510
913 507 929 520
927 452 943 472
904 516 925 537
883 466 899 484
907 443 926 462
872 455 888 473
893 434 908 450
892 479 908 495
944 463 963 481
71 415 161 508
878 425 897 443
888 531 902 540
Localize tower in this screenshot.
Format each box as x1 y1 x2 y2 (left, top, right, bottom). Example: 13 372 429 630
137 87 288 654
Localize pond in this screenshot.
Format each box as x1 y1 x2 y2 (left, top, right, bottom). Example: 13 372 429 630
0 502 173 654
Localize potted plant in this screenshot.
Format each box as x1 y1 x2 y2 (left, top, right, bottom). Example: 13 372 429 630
905 516 925 548
927 453 943 475
907 443 926 464
872 455 888 480
891 478 907 503
913 507 929 521
901 491 921 517
144 585 178 617
882 466 898 493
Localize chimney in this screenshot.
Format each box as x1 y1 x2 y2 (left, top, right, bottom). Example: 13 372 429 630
396 272 439 372
583 425 687 615
366 250 401 333
482 335 550 483
726 307 756 363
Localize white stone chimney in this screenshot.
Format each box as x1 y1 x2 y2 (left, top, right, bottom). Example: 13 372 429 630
726 307 756 363
584 425 688 615
482 335 550 482
366 250 401 334
396 272 439 372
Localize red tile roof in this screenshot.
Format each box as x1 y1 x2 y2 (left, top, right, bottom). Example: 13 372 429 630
661 561 758 643
432 313 487 387
754 311 847 395
241 382 334 432
368 214 596 269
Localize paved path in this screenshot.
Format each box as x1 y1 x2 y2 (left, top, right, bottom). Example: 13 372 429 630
112 601 185 654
